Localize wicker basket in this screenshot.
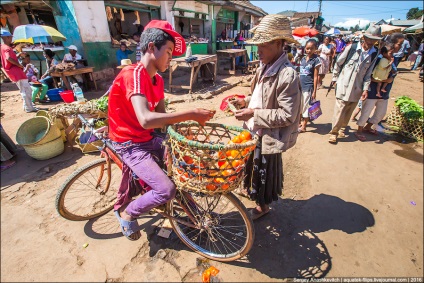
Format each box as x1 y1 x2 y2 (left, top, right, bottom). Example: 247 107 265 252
75 135 104 153
23 136 64 160
36 110 67 142
16 116 64 160
386 106 423 141
167 122 258 195
16 116 61 146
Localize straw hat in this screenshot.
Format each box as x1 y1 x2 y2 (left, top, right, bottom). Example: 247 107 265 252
246 14 298 45
117 59 132 69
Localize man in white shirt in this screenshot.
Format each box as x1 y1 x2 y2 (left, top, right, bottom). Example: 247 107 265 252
62 45 83 84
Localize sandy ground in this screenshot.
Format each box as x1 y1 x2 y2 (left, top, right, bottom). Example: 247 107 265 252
1 61 423 282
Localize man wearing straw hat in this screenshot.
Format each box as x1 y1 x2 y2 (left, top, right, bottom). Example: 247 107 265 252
0 28 38 113
108 20 215 241
230 15 302 220
328 25 381 143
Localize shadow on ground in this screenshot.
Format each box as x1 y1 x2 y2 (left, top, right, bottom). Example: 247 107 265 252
83 193 374 279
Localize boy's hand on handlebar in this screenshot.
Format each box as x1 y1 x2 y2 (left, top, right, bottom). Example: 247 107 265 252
194 108 216 125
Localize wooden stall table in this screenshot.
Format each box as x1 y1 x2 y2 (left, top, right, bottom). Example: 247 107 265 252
216 49 248 75
50 67 97 91
169 54 217 94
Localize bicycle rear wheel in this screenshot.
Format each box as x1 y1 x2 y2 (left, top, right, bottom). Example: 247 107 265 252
168 191 254 262
56 159 120 221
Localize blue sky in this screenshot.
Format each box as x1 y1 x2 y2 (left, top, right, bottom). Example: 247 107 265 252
250 1 423 28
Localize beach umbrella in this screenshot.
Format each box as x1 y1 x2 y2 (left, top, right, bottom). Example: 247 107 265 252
292 26 319 37
324 28 341 36
12 24 66 44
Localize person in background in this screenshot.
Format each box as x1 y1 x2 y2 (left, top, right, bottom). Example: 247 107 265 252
40 48 58 89
298 39 321 133
317 36 334 88
1 124 17 172
132 32 141 63
230 15 302 220
21 53 48 103
116 42 134 65
283 43 294 63
355 34 405 140
332 34 346 71
393 35 409 67
0 28 38 113
411 39 423 71
62 45 84 85
328 26 380 143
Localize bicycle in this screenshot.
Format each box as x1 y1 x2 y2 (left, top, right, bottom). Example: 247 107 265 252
56 114 255 262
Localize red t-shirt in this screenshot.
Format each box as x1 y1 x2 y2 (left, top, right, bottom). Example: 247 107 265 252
0 44 27 82
108 63 164 143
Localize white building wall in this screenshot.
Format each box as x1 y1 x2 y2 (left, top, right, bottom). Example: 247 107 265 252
72 0 111 42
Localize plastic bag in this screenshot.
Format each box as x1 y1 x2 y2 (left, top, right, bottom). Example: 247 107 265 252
308 100 322 121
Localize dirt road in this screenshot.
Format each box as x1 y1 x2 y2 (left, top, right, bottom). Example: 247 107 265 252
1 61 423 281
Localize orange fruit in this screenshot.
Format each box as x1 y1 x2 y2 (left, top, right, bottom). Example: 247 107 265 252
183 156 194 164
231 136 242 144
232 159 243 168
217 160 226 168
230 150 239 158
221 183 230 190
240 131 252 141
214 177 225 183
222 169 235 176
228 175 237 181
219 161 230 170
206 184 217 191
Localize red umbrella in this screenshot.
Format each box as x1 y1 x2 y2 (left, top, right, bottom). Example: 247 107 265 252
292 26 319 37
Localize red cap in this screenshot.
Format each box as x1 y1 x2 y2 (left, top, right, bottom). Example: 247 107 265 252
144 20 186 56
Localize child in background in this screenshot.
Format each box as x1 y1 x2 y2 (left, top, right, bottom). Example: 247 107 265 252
372 45 395 98
116 42 134 65
21 54 49 103
298 39 321 132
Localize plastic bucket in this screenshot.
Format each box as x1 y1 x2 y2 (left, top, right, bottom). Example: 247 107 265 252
59 90 75 103
46 88 64 102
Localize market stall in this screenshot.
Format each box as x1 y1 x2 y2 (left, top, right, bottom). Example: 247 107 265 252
172 1 210 56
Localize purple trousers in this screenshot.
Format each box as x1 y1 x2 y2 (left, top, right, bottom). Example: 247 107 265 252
113 137 176 217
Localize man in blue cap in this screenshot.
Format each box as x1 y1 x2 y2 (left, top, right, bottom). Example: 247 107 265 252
1 28 38 112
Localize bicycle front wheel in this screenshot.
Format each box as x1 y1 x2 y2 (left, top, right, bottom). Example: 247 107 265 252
168 191 254 262
56 159 120 221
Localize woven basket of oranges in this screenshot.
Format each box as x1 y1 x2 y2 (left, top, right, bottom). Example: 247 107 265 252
167 122 258 195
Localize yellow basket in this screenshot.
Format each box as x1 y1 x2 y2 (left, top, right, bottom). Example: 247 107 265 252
23 136 64 160
16 116 61 146
36 110 67 142
167 122 258 195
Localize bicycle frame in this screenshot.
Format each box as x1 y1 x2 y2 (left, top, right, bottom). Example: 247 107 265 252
76 114 201 229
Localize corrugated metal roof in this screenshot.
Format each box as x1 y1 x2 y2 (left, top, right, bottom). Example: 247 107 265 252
389 19 421 27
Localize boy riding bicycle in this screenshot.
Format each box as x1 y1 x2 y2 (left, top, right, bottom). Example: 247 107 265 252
108 20 215 241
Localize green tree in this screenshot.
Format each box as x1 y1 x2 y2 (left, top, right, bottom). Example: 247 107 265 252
406 7 423 19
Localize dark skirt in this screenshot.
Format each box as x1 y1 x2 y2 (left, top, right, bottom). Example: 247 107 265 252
243 137 283 206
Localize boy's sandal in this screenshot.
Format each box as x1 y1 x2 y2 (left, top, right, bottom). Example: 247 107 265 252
114 210 140 241
249 208 270 221
298 127 306 133
364 128 378 135
328 134 337 143
354 132 367 141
